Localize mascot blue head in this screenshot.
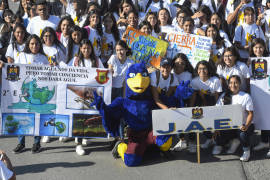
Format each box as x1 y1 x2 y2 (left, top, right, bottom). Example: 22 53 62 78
125 62 152 99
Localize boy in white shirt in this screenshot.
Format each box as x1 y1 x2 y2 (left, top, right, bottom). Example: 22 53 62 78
234 7 265 60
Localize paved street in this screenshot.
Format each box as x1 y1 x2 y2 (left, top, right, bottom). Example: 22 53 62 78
0 135 269 180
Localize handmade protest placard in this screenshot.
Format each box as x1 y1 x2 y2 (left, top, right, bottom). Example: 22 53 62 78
0 64 112 138
152 105 242 136
125 26 168 68
250 57 270 130
165 31 212 68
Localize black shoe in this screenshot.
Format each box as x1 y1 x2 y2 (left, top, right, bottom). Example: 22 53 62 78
31 143 41 154
13 144 25 154
111 140 122 159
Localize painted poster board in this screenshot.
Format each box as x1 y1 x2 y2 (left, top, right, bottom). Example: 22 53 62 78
152 105 243 136
125 26 168 68
0 64 112 138
250 57 270 130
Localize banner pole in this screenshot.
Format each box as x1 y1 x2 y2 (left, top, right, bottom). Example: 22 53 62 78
197 132 200 164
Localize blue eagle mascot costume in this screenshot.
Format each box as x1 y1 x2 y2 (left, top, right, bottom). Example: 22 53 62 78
92 62 193 166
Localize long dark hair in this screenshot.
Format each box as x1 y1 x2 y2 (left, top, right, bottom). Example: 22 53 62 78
219 47 241 69
11 23 29 51
223 75 241 105
41 27 66 54
172 53 194 76
145 11 160 34
158 8 172 25
205 24 224 49
77 39 97 67
249 38 269 57
56 15 75 33
116 40 132 56
16 0 33 17
103 12 120 42
23 34 45 55
82 9 103 36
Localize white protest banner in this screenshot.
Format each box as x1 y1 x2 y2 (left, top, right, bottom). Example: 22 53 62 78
250 57 270 130
0 64 112 138
152 105 242 136
165 31 212 68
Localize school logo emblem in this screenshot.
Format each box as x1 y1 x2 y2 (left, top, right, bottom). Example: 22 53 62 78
192 108 203 119
252 59 268 79
6 65 20 81
95 69 109 84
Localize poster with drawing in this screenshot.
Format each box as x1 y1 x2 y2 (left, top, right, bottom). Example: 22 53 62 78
0 64 111 138
125 26 168 68
165 31 212 68
250 57 270 130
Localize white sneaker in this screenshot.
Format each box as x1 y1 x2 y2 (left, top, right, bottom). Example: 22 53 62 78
173 139 187 151
253 142 269 151
41 136 50 143
201 139 213 149
212 145 223 155
240 150 250 162
266 150 270 158
188 142 196 153
59 137 72 142
226 139 240 154
76 145 85 156
75 137 79 144
82 139 91 146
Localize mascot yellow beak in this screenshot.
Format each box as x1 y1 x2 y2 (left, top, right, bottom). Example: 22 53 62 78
127 73 150 93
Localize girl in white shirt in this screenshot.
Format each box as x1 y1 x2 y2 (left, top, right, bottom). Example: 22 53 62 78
17 34 49 65
56 16 75 48
101 13 120 67
41 27 66 66
213 75 254 162
5 23 28 64
217 47 251 92
145 12 160 38
83 9 103 59
158 8 173 34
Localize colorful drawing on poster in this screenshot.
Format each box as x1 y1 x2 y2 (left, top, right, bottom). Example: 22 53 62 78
252 59 268 79
6 65 20 81
2 113 35 135
8 77 56 114
39 114 69 136
125 26 168 68
72 114 106 138
66 85 103 110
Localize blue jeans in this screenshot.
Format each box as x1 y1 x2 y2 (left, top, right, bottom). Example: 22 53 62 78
18 136 41 145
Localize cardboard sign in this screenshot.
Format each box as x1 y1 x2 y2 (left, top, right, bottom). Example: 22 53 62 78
1 64 112 138
250 57 270 130
152 105 243 136
165 31 212 68
125 26 168 68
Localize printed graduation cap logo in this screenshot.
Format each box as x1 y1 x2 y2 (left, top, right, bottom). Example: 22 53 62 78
252 59 268 79
192 108 203 119
6 65 20 81
95 69 109 84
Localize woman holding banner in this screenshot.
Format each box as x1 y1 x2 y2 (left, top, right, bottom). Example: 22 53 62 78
213 75 254 162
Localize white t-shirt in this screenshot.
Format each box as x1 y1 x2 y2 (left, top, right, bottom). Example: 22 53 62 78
86 26 102 58
220 30 232 47
5 43 25 62
191 76 222 94
150 71 178 94
211 44 225 63
217 61 251 91
160 25 174 34
68 57 104 68
234 23 265 58
102 32 116 63
16 52 49 65
225 0 254 26
43 44 66 64
216 91 254 124
173 71 192 84
60 34 69 48
27 15 60 36
107 55 134 88
0 161 13 180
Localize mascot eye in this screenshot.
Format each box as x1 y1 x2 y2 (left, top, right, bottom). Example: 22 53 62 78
129 73 136 78
142 72 148 77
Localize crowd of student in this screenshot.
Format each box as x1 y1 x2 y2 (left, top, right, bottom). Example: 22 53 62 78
0 0 269 163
